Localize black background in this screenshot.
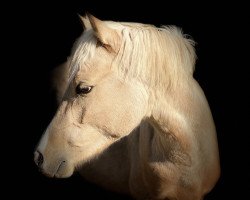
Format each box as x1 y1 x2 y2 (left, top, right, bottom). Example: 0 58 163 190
6 1 249 199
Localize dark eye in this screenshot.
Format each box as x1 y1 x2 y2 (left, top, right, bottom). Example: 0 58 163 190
76 84 93 95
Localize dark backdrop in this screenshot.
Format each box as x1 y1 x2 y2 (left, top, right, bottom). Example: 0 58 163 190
7 1 249 199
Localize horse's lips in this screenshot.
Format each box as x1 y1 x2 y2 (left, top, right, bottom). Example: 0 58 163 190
40 160 66 178
54 161 65 177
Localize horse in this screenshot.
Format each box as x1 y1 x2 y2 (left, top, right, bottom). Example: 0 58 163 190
34 14 220 200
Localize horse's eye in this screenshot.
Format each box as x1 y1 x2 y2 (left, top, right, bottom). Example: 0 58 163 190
76 84 93 95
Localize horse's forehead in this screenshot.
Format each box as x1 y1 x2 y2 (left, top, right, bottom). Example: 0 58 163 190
75 67 95 81
74 61 110 84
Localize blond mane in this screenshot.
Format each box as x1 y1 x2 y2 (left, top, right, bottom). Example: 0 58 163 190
69 21 196 89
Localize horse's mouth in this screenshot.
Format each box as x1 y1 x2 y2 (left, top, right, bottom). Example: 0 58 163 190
39 160 66 178
54 160 66 178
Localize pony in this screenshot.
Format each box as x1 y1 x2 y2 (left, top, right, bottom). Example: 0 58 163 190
34 14 220 200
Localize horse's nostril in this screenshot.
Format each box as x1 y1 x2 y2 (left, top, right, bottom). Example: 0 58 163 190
34 151 44 167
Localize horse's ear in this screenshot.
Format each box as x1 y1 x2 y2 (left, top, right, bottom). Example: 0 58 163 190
87 13 120 53
78 14 91 30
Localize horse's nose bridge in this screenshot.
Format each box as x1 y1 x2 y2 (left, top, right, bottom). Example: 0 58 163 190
36 126 50 155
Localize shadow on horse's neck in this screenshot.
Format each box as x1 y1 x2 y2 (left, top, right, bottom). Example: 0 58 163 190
78 112 189 193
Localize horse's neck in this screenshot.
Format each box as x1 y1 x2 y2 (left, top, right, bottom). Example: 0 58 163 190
149 81 196 150
137 117 192 167
142 81 205 172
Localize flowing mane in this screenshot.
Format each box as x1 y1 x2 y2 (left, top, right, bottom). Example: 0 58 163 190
69 22 196 89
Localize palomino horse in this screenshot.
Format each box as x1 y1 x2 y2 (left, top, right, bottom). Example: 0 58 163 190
34 14 220 200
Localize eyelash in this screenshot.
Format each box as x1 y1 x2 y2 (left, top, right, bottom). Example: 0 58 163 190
96 39 112 52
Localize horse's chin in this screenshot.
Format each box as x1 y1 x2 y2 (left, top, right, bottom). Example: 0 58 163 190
54 170 73 178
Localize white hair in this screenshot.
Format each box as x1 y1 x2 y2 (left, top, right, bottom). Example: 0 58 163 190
68 29 97 83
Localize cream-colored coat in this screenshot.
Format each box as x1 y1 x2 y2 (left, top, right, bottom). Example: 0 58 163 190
35 14 220 200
